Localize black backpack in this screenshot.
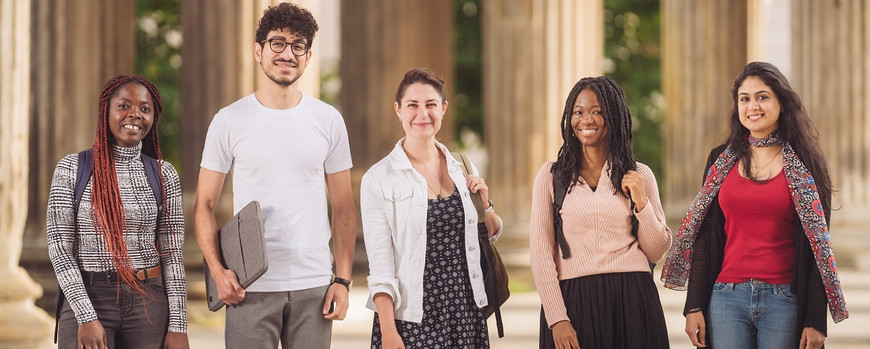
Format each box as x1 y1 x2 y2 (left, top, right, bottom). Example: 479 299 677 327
53 148 163 343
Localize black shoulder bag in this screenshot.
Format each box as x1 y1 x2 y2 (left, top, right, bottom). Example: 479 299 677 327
451 152 510 338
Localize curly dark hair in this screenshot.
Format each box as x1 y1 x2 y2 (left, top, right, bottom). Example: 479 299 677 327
725 61 832 208
255 2 319 48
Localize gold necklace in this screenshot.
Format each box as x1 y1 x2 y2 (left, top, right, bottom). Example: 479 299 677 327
751 147 783 177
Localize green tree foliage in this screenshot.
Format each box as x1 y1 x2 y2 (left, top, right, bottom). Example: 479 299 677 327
135 0 182 173
453 0 483 147
604 0 663 179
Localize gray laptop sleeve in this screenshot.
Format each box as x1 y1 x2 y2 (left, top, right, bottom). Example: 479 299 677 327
204 200 268 311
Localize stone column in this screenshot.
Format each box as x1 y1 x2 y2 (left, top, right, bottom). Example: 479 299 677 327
339 0 453 270
340 0 454 171
482 0 602 247
747 0 792 76
661 0 747 217
26 0 136 239
22 0 135 309
790 0 870 269
180 0 258 230
1 1 54 347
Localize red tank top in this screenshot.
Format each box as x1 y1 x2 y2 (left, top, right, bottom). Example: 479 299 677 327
716 166 796 284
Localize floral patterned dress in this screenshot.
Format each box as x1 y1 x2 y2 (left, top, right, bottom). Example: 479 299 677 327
371 189 489 348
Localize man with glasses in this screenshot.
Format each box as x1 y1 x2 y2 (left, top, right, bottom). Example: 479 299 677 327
193 2 356 348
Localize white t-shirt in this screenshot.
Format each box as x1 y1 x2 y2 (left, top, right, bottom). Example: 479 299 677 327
201 93 353 292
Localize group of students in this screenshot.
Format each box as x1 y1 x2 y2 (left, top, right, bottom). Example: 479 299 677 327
45 2 848 349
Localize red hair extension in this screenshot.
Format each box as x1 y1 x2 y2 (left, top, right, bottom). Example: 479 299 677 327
90 75 167 300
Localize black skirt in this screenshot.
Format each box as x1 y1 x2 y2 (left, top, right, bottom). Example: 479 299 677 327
539 272 669 349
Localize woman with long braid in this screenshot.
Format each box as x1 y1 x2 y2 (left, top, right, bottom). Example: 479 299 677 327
530 76 671 349
47 75 188 349
662 62 848 349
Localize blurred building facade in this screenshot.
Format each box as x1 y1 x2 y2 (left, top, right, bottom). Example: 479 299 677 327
2 0 868 346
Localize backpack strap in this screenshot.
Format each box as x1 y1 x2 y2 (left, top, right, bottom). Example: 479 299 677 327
494 306 505 338
73 149 94 218
489 262 505 338
141 153 164 219
450 152 486 218
551 172 571 259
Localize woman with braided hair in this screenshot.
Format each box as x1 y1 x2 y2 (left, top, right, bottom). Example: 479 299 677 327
662 62 848 349
47 75 189 349
530 76 671 349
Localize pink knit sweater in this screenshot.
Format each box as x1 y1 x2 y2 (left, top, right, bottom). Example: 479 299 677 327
530 161 672 327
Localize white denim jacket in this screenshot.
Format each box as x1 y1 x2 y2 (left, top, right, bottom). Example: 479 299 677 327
361 139 502 323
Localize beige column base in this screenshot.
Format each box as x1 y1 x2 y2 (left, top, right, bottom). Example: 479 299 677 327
0 267 54 349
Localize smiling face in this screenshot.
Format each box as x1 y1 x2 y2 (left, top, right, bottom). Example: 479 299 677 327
254 28 311 87
570 88 607 149
107 82 154 147
395 83 448 140
737 75 782 138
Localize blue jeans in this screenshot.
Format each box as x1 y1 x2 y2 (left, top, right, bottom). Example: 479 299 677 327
709 280 799 349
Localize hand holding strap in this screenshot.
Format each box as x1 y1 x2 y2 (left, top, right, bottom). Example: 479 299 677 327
451 152 487 218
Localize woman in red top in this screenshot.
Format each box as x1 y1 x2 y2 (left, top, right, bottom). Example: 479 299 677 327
662 62 848 349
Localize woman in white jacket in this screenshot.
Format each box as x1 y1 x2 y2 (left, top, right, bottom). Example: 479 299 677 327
361 68 504 349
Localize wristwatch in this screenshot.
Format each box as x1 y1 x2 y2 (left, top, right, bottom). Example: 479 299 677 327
485 199 494 214
332 276 353 291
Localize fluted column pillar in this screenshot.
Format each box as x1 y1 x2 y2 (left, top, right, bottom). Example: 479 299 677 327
25 0 136 240
22 0 135 312
791 0 870 269
26 0 136 240
482 0 602 245
181 0 259 230
661 0 747 217
1 0 54 347
340 0 454 172
747 0 793 75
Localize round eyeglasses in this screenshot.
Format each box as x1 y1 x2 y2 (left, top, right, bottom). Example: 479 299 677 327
262 38 309 56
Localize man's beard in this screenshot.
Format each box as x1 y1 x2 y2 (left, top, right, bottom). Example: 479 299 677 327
262 60 302 87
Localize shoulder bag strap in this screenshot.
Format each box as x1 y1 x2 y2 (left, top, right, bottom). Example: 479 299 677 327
450 152 486 218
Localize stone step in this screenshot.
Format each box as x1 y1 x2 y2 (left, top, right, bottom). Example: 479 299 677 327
189 282 870 349
185 270 870 348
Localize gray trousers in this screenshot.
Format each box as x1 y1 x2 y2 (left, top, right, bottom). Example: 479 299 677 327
225 285 332 349
57 274 169 349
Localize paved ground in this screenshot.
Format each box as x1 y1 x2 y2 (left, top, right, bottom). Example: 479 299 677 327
186 269 870 348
